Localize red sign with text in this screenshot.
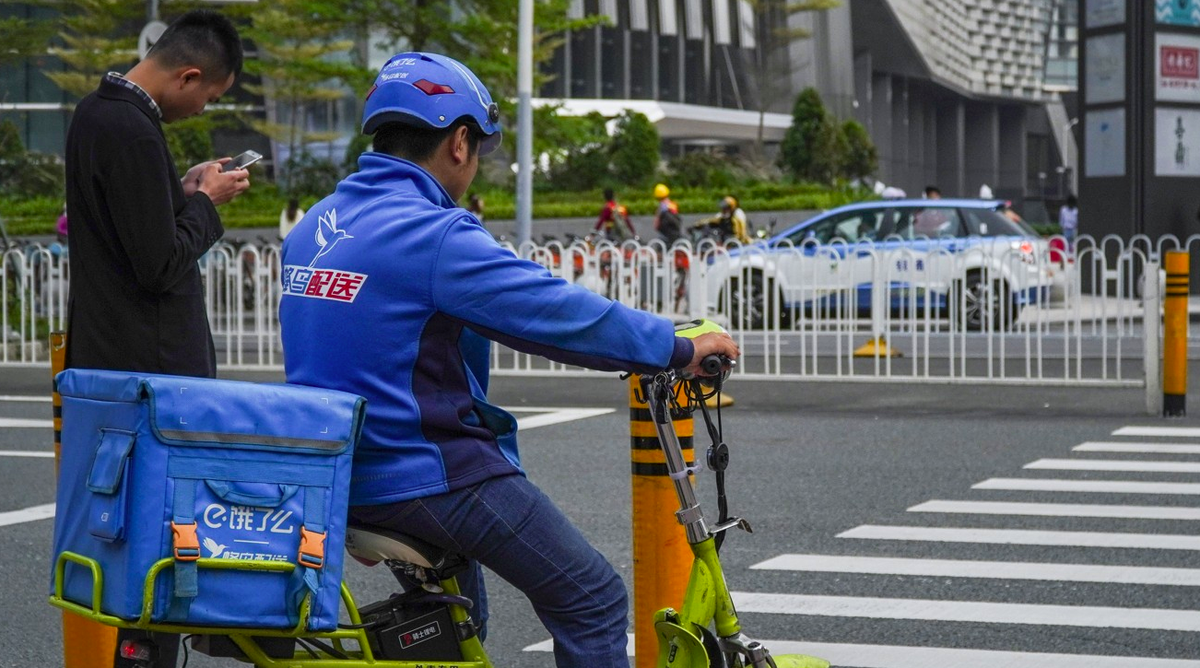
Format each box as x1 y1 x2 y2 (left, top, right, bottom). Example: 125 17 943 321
1162 46 1200 79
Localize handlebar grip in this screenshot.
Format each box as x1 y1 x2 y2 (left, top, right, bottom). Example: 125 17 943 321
700 355 727 376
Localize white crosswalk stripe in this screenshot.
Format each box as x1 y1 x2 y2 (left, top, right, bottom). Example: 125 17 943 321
1113 426 1200 438
973 477 1200 494
908 499 1200 520
839 525 1200 550
731 592 1200 631
1025 458 1200 473
1075 441 1200 454
749 554 1200 586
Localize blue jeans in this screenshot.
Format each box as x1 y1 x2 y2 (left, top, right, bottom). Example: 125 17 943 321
349 474 630 668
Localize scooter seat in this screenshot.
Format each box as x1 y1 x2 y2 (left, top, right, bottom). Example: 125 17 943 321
345 523 454 569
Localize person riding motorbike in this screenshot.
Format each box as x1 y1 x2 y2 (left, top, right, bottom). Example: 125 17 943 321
692 195 750 245
652 183 682 245
594 188 636 242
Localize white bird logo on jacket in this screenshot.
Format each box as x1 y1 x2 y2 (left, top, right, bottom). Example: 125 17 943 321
309 209 353 267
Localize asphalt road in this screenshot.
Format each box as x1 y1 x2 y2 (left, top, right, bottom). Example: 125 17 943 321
3 367 1200 667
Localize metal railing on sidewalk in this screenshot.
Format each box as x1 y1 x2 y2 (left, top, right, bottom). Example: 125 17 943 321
0 234 1185 392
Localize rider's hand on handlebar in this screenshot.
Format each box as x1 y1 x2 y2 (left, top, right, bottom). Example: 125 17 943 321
683 332 739 378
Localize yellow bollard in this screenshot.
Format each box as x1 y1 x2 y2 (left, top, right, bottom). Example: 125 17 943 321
1164 253 1189 417
629 376 693 668
52 332 118 668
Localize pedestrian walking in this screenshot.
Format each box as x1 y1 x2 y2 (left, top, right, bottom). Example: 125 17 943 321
1059 193 1078 249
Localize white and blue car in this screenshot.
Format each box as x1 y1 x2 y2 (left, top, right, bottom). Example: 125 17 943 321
705 199 1056 330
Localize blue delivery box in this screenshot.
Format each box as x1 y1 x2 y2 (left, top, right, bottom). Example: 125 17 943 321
51 369 365 631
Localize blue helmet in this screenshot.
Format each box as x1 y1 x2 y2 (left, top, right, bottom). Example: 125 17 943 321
362 52 503 156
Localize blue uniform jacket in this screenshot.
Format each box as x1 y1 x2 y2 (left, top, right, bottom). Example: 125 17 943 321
280 153 692 505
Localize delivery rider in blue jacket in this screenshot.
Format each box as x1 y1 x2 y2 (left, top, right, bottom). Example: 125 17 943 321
279 52 738 668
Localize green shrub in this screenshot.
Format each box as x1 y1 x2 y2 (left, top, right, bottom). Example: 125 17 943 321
164 118 215 176
779 88 841 183
0 119 22 162
838 120 877 180
608 111 660 186
283 152 341 199
666 151 737 188
543 112 611 191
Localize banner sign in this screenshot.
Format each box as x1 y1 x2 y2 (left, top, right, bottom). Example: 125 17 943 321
1157 34 1200 102
1158 0 1200 27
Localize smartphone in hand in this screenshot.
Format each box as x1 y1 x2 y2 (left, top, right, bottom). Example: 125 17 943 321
221 150 263 173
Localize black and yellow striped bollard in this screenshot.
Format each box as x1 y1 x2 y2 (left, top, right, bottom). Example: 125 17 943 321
629 375 693 668
1164 252 1189 417
52 332 118 667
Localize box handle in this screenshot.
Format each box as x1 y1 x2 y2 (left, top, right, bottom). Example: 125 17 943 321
204 480 299 508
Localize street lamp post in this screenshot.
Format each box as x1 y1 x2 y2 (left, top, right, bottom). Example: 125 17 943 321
515 0 534 247
1062 117 1079 195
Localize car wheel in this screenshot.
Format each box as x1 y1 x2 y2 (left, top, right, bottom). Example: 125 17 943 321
727 270 789 330
956 271 1019 331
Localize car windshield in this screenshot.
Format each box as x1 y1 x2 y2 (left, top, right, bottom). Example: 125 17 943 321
962 208 1032 237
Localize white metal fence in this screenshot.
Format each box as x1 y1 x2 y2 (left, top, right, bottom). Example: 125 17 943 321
0 234 1189 392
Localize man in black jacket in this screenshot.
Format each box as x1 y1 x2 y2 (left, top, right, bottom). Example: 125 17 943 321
62 9 248 666
65 9 249 379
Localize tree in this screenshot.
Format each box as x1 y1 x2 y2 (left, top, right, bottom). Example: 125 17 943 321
608 111 660 185
543 111 611 191
36 0 141 99
240 0 362 189
838 119 877 181
779 87 840 182
743 0 839 161
429 0 602 157
0 15 55 69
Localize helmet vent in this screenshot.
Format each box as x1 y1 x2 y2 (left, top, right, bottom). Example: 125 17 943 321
414 79 456 96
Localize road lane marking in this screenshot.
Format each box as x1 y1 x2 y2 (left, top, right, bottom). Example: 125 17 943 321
515 408 614 430
0 418 52 428
839 525 1200 550
1025 458 1200 473
0 395 51 403
1075 441 1200 454
974 477 1200 494
0 503 54 528
910 499 1200 520
524 635 1200 666
1114 426 1200 438
0 409 610 433
749 554 1200 586
0 450 54 458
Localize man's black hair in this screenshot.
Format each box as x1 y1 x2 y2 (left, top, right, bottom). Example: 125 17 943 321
148 9 243 80
924 185 941 197
372 120 482 163
603 188 614 200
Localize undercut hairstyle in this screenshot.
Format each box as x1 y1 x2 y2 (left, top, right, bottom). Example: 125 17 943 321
148 10 244 80
372 120 482 163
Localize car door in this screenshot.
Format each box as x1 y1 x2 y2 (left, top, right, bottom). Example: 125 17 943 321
777 210 870 310
879 207 966 312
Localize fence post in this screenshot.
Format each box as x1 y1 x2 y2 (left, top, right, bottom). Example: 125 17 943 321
52 331 118 667
1144 262 1162 416
855 254 899 357
628 375 692 668
1164 251 1189 417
